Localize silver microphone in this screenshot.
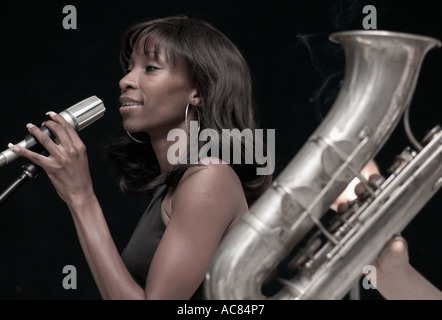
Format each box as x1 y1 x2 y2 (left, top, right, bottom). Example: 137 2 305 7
0 96 106 167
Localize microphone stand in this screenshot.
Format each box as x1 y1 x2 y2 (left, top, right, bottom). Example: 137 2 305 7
0 161 42 205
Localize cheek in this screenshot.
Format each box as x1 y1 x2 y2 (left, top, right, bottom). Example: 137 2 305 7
141 80 183 105
161 81 193 103
132 100 186 133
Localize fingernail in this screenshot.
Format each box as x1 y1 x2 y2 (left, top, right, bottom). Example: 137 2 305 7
46 111 57 116
26 123 35 129
8 143 20 153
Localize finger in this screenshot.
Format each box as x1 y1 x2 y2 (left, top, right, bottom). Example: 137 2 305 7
354 180 367 197
337 202 349 215
8 143 49 168
26 123 61 156
387 235 408 255
42 119 73 147
46 111 81 143
368 174 385 188
354 174 385 197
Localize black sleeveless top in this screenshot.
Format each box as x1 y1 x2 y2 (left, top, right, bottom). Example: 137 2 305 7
121 184 204 299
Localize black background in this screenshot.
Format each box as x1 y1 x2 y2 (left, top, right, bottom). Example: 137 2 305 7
0 0 440 300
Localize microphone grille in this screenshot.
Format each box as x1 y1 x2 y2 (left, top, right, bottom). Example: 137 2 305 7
60 96 106 131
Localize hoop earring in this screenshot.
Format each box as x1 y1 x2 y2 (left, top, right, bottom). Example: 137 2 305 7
126 131 149 144
185 103 201 136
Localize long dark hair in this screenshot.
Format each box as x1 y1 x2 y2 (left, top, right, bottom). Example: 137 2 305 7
107 15 272 205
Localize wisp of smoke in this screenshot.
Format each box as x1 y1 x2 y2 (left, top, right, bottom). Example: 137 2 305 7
297 0 390 122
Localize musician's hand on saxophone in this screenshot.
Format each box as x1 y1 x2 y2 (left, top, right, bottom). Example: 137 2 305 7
335 161 442 300
331 160 381 213
372 236 442 300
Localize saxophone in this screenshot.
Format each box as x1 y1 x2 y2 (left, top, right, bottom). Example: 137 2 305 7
204 30 442 300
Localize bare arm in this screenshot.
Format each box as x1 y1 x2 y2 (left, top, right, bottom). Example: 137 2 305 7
67 194 146 299
11 114 247 299
11 113 146 299
143 161 248 299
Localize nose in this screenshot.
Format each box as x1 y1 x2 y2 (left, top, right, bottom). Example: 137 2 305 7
119 70 138 91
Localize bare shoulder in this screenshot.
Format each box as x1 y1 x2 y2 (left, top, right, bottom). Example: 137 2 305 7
179 158 244 200
170 158 248 223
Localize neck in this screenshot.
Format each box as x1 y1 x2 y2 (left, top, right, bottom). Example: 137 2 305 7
150 128 190 174
151 137 174 174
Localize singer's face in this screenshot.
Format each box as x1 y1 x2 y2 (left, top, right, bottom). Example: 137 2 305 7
119 45 198 138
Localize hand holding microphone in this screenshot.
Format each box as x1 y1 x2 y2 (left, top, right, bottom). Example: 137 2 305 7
0 96 105 167
0 96 105 205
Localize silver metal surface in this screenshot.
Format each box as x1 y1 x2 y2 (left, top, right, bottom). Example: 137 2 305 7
0 96 105 167
59 95 105 131
204 30 441 300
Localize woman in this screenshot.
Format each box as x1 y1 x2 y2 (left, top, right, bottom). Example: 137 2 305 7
9 16 272 299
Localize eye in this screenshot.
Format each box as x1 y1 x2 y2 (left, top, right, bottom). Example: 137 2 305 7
145 65 159 72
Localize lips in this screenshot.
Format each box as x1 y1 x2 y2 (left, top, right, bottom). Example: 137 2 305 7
119 96 143 113
121 102 143 106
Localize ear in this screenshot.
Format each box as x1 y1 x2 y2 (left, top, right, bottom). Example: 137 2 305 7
190 89 202 107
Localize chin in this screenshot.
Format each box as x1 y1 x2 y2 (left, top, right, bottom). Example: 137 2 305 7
122 120 139 132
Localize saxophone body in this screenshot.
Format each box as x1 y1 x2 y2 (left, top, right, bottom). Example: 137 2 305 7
204 30 441 299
